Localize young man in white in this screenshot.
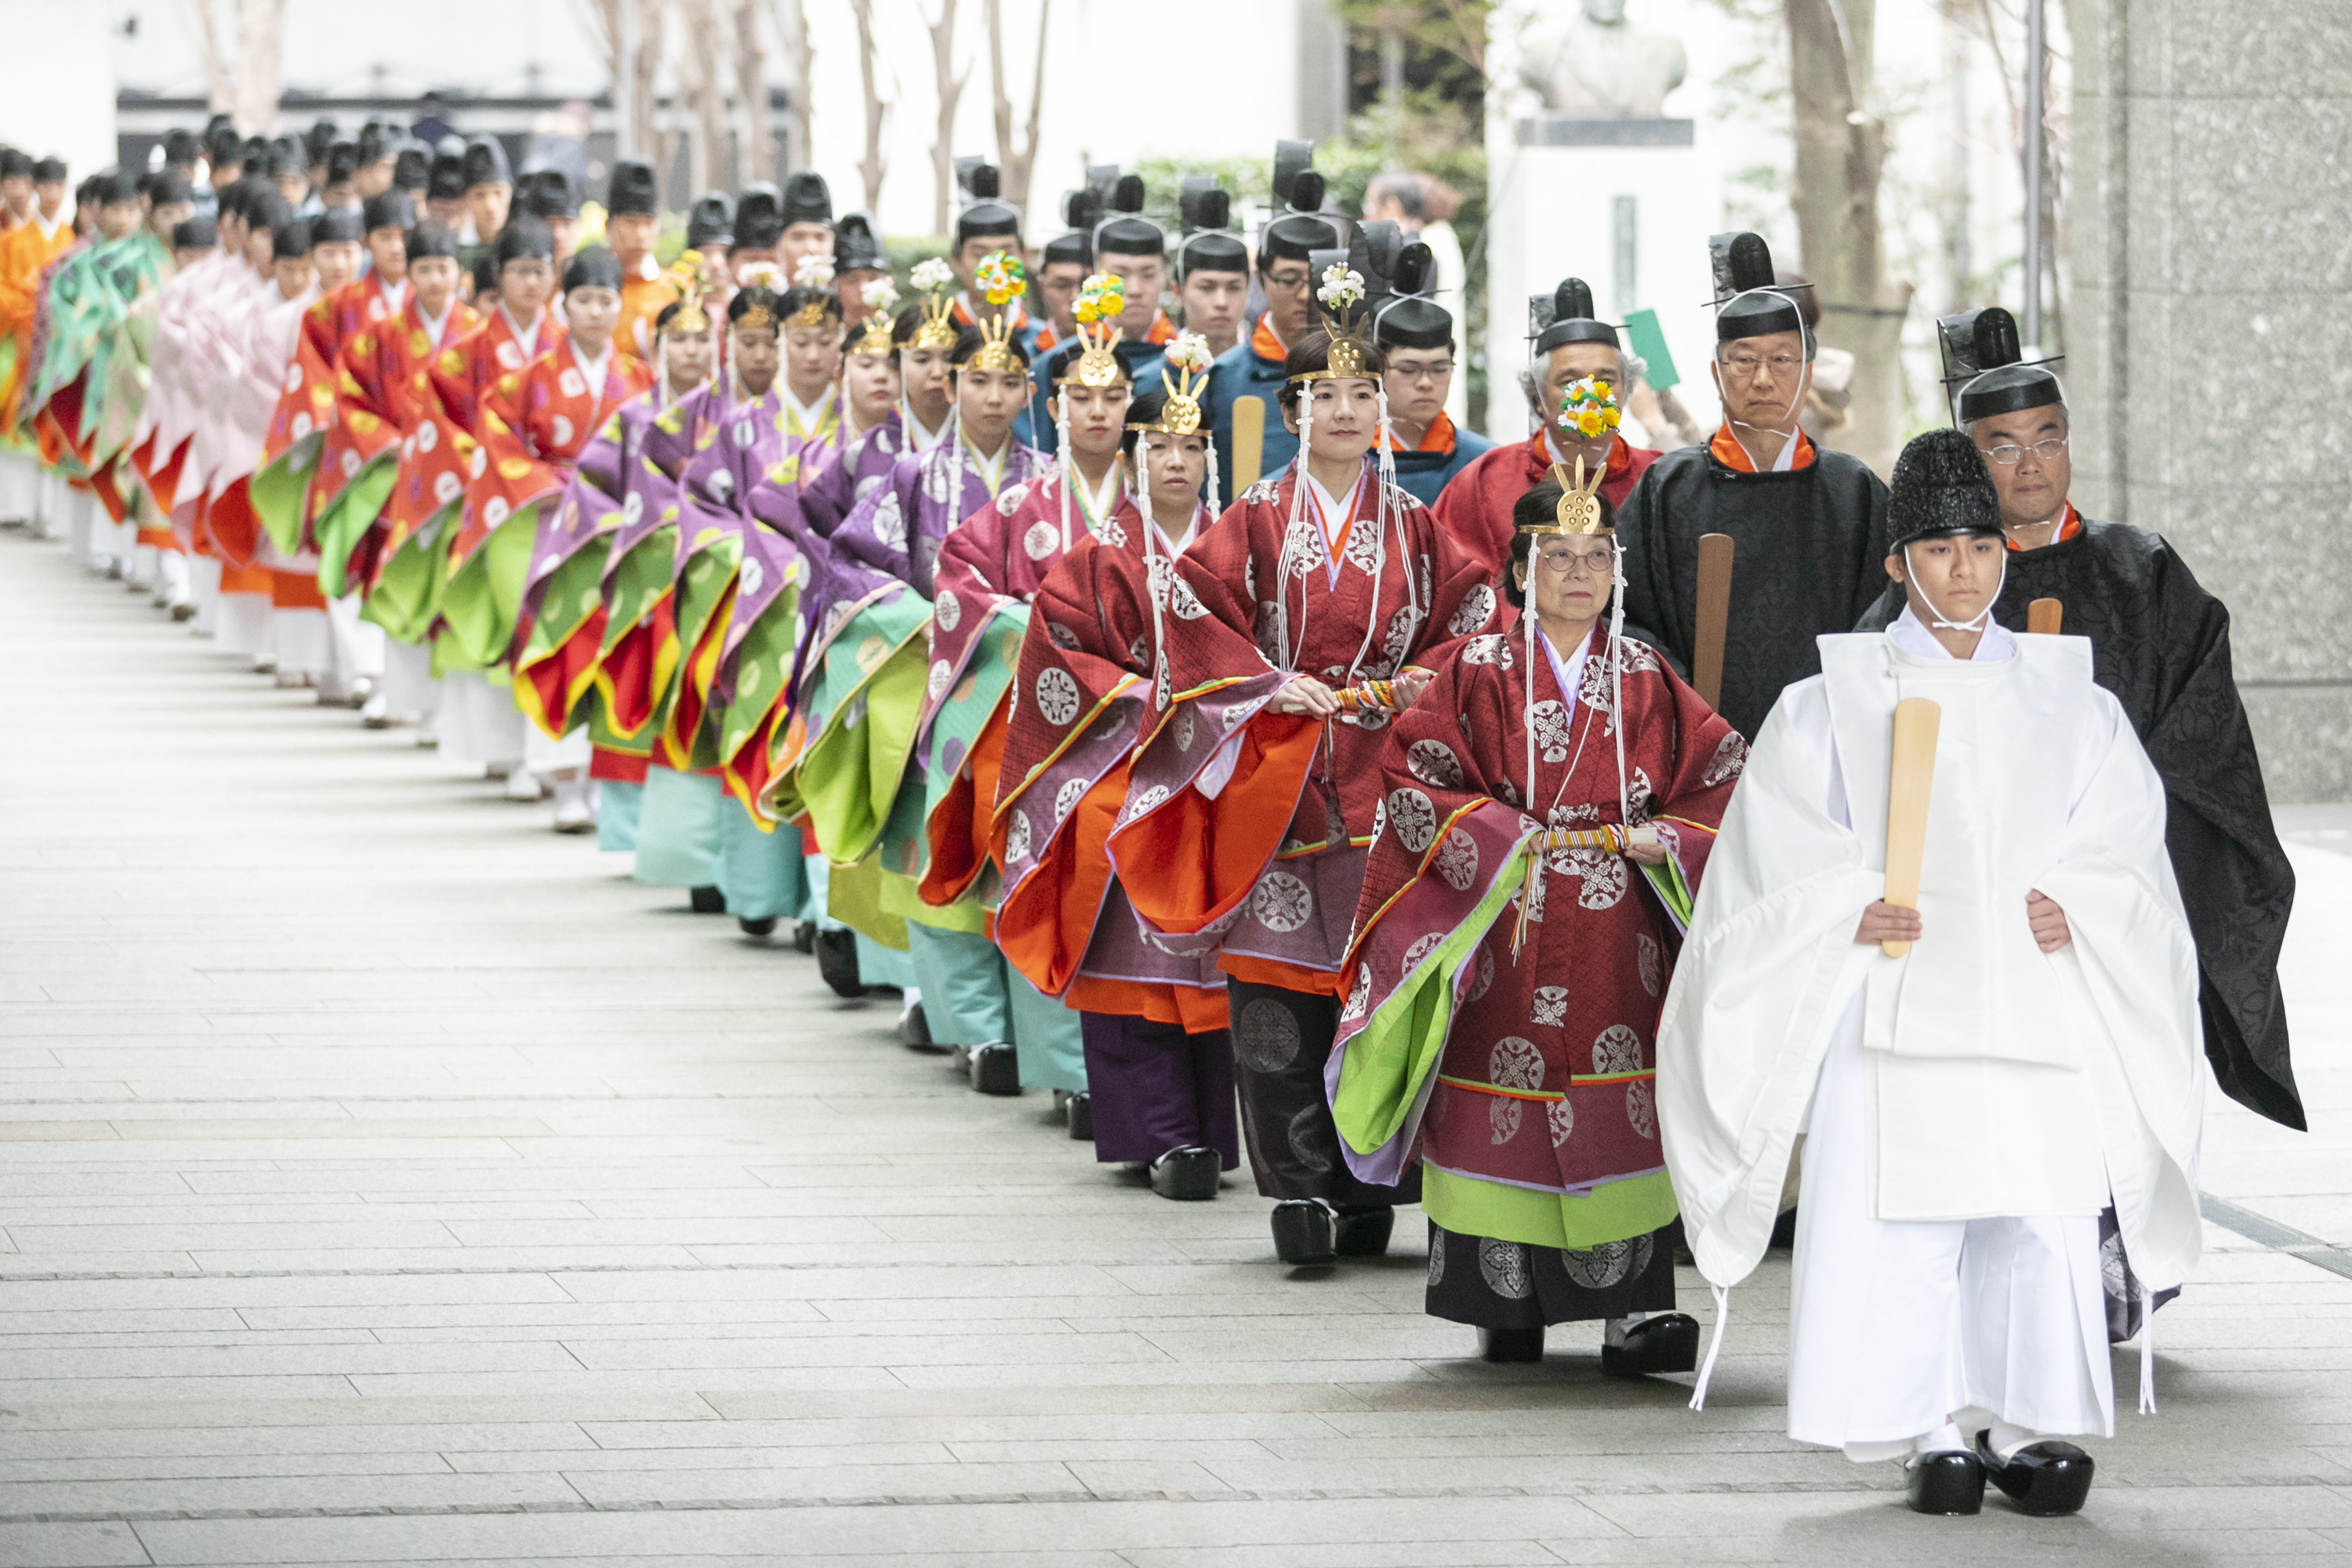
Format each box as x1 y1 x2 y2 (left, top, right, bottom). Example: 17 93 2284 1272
1657 428 2205 1519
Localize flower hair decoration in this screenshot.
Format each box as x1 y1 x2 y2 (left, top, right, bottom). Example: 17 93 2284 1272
1290 263 1374 385
850 276 900 357
1059 271 1127 387
974 251 1025 309
909 256 958 349
793 256 835 291
661 249 710 336
1556 376 1622 442
1132 330 1214 437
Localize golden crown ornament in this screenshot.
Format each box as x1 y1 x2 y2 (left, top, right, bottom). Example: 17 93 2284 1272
1058 273 1128 388
1288 263 1373 385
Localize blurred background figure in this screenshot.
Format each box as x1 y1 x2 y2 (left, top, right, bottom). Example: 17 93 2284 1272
1363 170 1468 430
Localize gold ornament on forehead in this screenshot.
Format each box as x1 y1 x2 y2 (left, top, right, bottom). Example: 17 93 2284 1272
1287 262 1374 386
1522 456 1612 537
968 311 1020 373
1131 331 1214 437
662 250 710 336
1058 272 1128 388
850 275 899 358
786 257 836 329
909 256 958 350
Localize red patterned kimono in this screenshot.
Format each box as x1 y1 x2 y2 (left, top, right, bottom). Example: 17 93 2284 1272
296 276 408 540
490 337 655 730
1105 459 1502 989
330 296 482 590
1330 623 1742 1324
992 498 1270 1033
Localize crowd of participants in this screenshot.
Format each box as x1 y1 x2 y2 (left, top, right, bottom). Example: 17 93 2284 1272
0 113 2307 1519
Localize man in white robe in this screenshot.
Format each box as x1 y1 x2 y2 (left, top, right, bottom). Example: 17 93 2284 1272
1657 428 2205 1518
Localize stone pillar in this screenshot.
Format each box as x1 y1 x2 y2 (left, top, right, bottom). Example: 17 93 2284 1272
2063 0 2352 801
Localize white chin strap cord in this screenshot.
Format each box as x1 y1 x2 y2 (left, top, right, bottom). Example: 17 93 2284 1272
1903 539 2009 633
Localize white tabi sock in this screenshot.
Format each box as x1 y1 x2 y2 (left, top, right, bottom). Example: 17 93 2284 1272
1915 1421 1969 1457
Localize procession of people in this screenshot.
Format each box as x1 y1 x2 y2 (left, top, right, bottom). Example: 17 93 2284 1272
0 116 2305 1521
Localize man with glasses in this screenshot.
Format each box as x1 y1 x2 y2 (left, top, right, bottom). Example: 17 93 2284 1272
1201 173 1336 505
1369 241 1491 506
1617 230 1889 739
1858 306 2301 1141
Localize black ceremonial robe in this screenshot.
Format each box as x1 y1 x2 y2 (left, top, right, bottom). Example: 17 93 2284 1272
1857 517 2301 1129
1618 441 1892 740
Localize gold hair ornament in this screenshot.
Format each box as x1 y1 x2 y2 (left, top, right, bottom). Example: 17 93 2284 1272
1520 456 1611 537
1287 262 1373 386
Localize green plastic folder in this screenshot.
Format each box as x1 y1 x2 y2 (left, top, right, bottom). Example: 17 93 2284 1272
1624 307 1679 391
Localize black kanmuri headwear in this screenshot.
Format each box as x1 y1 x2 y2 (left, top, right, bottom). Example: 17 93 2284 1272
1710 230 1812 346
832 212 885 272
953 160 1022 247
1093 173 1162 259
272 218 314 259
733 183 784 249
607 159 657 218
781 171 833 228
1261 170 1335 267
1528 277 1620 354
362 189 415 234
687 192 735 248
1371 242 1453 353
405 221 460 262
325 140 361 187
1175 179 1247 278
1885 428 2005 554
172 216 216 252
1938 306 2067 425
427 151 466 202
461 136 512 191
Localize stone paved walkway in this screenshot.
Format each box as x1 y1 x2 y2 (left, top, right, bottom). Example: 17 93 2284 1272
2 533 2350 1567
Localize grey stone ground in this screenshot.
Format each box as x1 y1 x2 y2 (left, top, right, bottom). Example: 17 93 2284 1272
2 533 2350 1568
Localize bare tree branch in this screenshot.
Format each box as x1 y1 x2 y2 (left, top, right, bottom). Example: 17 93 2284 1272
984 0 1049 218
926 0 967 236
732 0 773 186
765 0 815 173
851 0 889 213
182 0 235 116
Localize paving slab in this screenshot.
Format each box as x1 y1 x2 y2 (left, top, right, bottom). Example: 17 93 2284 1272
2 526 2348 1563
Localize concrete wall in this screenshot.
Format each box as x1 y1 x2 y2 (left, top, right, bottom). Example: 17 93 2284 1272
2064 0 2352 802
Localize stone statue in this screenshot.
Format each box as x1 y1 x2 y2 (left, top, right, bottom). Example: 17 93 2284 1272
1518 0 1690 121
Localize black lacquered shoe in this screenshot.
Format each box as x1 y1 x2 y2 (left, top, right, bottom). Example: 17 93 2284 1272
737 915 777 938
1271 1199 1337 1265
1332 1206 1394 1257
688 884 725 914
792 923 816 954
1064 1091 1092 1141
1600 1313 1700 1378
898 1002 932 1048
1149 1145 1220 1200
969 1041 1020 1095
1905 1450 1987 1515
1478 1325 1545 1363
812 927 865 997
1976 1434 2094 1516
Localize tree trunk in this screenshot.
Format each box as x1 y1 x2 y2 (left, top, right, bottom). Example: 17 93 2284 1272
633 1 664 180
851 0 888 214
985 0 1049 219
186 0 236 116
1787 0 1912 476
768 0 816 175
232 0 287 135
674 0 735 191
927 0 964 237
732 0 772 187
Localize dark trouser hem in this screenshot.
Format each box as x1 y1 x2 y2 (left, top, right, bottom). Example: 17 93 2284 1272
1423 1217 1681 1330
1077 1010 1240 1169
1225 976 1421 1207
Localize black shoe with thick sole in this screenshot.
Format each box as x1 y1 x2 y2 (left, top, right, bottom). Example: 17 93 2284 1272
1600 1312 1701 1378
1148 1145 1220 1200
688 885 725 915
1270 1199 1337 1265
792 922 816 954
898 1001 932 1048
1478 1325 1545 1363
1332 1206 1394 1258
1905 1451 1987 1515
969 1041 1020 1095
1976 1435 2094 1516
1064 1091 1093 1141
812 927 865 997
737 916 778 938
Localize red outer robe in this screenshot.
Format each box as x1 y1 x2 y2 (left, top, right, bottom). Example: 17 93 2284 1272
1102 460 1501 992
332 297 483 586
1431 434 1660 575
1332 626 1742 1192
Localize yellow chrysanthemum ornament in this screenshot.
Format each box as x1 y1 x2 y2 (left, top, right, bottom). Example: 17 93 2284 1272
1059 271 1127 388
969 252 1027 372
1557 376 1622 444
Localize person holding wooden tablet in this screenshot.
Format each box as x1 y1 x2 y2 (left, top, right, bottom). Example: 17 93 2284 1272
1657 429 2204 1519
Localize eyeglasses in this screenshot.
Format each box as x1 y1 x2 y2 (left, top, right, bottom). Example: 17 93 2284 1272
1388 360 1455 382
1983 435 2069 466
1263 269 1311 294
1720 352 1803 379
1534 546 1614 578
